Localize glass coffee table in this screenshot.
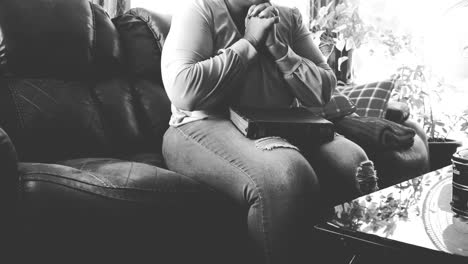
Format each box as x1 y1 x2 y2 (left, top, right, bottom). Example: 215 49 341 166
315 166 468 264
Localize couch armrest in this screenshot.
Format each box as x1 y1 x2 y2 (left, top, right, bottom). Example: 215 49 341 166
0 127 19 264
385 100 410 123
0 127 19 206
365 119 430 188
403 119 429 153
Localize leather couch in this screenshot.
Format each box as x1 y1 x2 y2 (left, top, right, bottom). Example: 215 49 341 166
0 0 429 263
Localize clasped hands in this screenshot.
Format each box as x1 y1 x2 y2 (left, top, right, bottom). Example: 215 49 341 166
244 3 287 58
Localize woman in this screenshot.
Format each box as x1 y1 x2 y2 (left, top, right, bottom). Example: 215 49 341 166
161 0 368 263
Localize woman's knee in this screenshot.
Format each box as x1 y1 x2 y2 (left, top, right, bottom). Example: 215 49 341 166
316 135 368 175
310 136 369 202
261 151 320 202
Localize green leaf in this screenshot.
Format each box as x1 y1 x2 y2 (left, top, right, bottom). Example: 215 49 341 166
333 24 347 33
336 39 346 51
346 38 355 50
463 46 468 58
337 56 349 71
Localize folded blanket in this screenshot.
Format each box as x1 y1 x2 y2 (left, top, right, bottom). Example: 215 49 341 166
334 116 416 150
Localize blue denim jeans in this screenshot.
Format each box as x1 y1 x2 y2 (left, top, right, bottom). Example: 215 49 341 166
162 117 367 264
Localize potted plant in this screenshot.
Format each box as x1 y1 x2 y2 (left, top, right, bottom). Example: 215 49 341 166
310 0 371 84
391 65 464 170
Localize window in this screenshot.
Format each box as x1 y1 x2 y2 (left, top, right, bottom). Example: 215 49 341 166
355 0 468 86
354 0 468 142
131 0 189 14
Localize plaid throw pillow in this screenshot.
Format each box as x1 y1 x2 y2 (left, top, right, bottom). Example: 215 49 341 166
337 80 396 118
299 90 356 120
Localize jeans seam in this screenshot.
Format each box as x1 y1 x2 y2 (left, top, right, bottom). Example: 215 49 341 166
172 126 272 263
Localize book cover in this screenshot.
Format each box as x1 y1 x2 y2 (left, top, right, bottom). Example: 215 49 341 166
229 107 335 145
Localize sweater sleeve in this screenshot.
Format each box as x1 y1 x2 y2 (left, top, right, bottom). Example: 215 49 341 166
161 3 257 111
274 8 336 107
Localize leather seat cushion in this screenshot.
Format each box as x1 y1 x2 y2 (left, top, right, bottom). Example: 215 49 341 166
17 160 248 264
122 152 166 168
19 158 221 209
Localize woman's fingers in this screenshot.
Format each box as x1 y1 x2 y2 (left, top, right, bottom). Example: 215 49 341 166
262 14 280 26
258 6 279 18
258 8 280 25
268 16 280 26
273 15 280 24
247 5 256 17
273 7 279 16
249 3 271 18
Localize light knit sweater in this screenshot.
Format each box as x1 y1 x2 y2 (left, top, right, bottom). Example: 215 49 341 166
161 0 336 126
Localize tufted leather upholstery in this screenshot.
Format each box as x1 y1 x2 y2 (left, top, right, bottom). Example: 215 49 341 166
0 1 247 262
0 4 172 162
0 0 429 262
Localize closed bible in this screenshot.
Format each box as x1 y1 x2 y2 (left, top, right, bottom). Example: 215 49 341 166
229 107 335 144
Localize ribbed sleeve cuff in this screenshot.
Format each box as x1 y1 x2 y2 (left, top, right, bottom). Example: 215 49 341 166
230 39 258 67
275 46 303 75
317 62 332 71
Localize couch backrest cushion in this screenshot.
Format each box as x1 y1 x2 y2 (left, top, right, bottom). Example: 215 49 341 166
92 3 124 78
0 0 122 79
0 2 172 162
0 77 171 163
112 8 172 155
113 8 172 81
0 78 111 161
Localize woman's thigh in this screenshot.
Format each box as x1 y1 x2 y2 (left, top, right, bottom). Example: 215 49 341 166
162 118 319 206
304 135 368 204
163 118 322 263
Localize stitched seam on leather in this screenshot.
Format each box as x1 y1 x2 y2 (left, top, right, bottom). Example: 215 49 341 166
23 80 58 104
23 171 113 189
58 158 215 193
74 159 116 187
173 126 272 261
82 170 116 188
15 84 26 129
79 159 90 171
124 162 134 187
133 14 163 51
21 171 198 193
22 177 153 202
90 2 97 63
7 80 25 129
17 94 43 114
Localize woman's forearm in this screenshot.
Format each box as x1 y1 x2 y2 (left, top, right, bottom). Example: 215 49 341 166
267 42 288 60
163 39 257 112
274 46 336 107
